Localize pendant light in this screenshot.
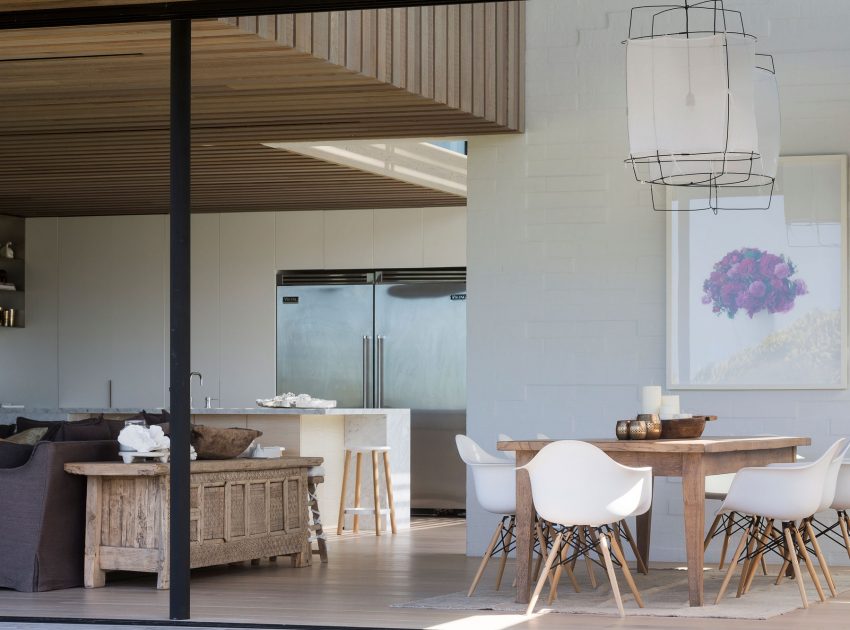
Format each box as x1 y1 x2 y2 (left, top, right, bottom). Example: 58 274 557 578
624 1 780 212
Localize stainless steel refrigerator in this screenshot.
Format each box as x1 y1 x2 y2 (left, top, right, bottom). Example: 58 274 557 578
276 268 467 510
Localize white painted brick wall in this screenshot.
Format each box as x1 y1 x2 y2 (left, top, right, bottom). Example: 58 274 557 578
466 0 850 565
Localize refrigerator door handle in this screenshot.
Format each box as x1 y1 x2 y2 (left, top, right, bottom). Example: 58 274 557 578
376 335 385 408
362 335 371 407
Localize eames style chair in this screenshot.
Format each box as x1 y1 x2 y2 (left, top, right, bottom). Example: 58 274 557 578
715 439 847 608
456 435 518 596
521 440 652 617
830 462 850 556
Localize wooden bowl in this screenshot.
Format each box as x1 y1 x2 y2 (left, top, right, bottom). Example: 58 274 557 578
660 417 706 439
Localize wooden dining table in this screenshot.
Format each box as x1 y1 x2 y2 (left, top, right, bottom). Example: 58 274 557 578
497 436 810 607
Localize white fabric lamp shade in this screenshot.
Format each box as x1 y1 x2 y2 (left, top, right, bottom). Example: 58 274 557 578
627 34 760 186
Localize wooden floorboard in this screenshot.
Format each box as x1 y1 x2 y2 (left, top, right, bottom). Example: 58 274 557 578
1 518 849 629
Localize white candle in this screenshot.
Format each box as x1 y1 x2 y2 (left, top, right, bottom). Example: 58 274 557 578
659 395 680 417
640 386 662 414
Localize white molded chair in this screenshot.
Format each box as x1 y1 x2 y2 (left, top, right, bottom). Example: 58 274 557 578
714 439 847 608
521 440 652 617
456 435 518 596
830 463 850 556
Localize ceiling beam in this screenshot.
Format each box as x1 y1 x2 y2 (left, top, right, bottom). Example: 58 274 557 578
0 0 510 29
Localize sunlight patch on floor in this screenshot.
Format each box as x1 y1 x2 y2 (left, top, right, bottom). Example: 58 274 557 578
427 613 542 630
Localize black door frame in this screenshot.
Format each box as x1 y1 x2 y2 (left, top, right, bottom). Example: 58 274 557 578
0 0 509 621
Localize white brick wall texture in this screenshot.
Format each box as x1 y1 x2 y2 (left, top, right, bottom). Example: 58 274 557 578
466 0 850 565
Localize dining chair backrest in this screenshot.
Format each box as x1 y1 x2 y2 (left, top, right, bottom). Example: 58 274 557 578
724 438 846 521
455 435 516 515
456 434 509 465
831 461 850 511
821 440 850 511
520 440 652 527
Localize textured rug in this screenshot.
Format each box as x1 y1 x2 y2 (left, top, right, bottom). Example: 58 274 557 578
393 566 850 619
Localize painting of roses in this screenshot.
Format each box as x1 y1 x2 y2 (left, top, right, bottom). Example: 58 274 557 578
668 155 847 389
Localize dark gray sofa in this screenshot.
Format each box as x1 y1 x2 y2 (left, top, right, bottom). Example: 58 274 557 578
0 439 118 592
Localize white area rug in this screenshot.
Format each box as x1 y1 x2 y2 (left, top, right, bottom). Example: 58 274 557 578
393 566 850 619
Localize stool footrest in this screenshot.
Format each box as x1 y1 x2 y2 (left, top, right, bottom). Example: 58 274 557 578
344 507 387 516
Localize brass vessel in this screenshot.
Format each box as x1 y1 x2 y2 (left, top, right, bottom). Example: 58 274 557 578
638 413 662 439
628 420 648 440
616 420 631 440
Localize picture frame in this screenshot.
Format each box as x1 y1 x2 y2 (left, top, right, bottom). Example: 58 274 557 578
667 154 848 390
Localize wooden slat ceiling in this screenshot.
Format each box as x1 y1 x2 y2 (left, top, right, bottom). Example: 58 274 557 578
0 4 523 216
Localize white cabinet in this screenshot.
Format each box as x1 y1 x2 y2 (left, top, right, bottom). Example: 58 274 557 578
423 206 466 267
219 213 277 407
323 210 374 269
374 208 424 268
58 216 167 409
275 211 324 270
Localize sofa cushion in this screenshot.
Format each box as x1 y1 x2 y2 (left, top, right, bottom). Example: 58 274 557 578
142 409 170 426
55 417 112 442
191 425 262 460
0 424 13 439
0 441 34 468
3 427 48 445
0 440 35 468
15 417 62 441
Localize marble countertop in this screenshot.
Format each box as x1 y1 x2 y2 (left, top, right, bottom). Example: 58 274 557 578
1 407 408 417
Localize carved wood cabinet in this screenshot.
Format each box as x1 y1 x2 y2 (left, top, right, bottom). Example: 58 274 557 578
66 457 322 589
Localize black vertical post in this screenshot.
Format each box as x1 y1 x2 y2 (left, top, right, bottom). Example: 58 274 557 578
169 17 191 622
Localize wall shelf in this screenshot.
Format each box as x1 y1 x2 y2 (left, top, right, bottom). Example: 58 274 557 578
0 216 25 328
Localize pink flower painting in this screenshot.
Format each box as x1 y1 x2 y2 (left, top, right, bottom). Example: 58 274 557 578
702 248 808 319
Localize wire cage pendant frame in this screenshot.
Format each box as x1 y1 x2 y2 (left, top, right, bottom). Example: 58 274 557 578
624 0 776 206
650 54 780 213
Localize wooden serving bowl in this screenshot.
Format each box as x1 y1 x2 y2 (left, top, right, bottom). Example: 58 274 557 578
660 417 707 439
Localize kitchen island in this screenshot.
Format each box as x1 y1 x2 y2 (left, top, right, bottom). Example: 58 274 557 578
3 407 410 532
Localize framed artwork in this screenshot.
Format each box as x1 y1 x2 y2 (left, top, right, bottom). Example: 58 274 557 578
667 155 848 389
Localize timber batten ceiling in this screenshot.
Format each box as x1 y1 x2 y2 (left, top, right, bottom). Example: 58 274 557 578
0 2 523 216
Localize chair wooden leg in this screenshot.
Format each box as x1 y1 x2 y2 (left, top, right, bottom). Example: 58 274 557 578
526 532 563 616
715 520 753 604
382 451 397 535
563 528 581 593
494 517 515 591
737 517 760 598
584 527 599 589
704 514 723 552
718 514 734 570
533 521 545 581
608 529 644 608
468 520 503 597
336 450 351 535
353 452 363 533
794 526 825 602
785 527 809 609
839 512 850 561
547 538 565 605
599 532 625 618
620 519 648 575
742 519 772 595
806 520 836 597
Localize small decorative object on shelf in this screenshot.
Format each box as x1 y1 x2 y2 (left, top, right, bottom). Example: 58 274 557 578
628 420 648 440
0 242 12 259
0 308 16 327
616 420 631 440
638 413 663 439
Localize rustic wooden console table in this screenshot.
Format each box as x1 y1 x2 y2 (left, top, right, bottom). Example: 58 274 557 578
66 456 322 589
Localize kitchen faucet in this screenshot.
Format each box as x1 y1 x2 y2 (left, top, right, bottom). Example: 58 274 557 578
189 371 203 408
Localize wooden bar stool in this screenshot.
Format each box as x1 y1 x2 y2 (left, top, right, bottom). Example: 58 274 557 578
336 446 397 536
307 465 328 563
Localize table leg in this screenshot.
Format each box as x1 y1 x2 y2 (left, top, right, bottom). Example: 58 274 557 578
682 454 706 606
157 476 170 590
514 450 535 604
635 474 654 569
83 476 106 588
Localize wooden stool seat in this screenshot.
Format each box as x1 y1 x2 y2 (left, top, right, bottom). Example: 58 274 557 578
337 446 397 536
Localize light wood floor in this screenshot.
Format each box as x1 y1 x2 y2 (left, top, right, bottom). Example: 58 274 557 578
1 518 849 630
